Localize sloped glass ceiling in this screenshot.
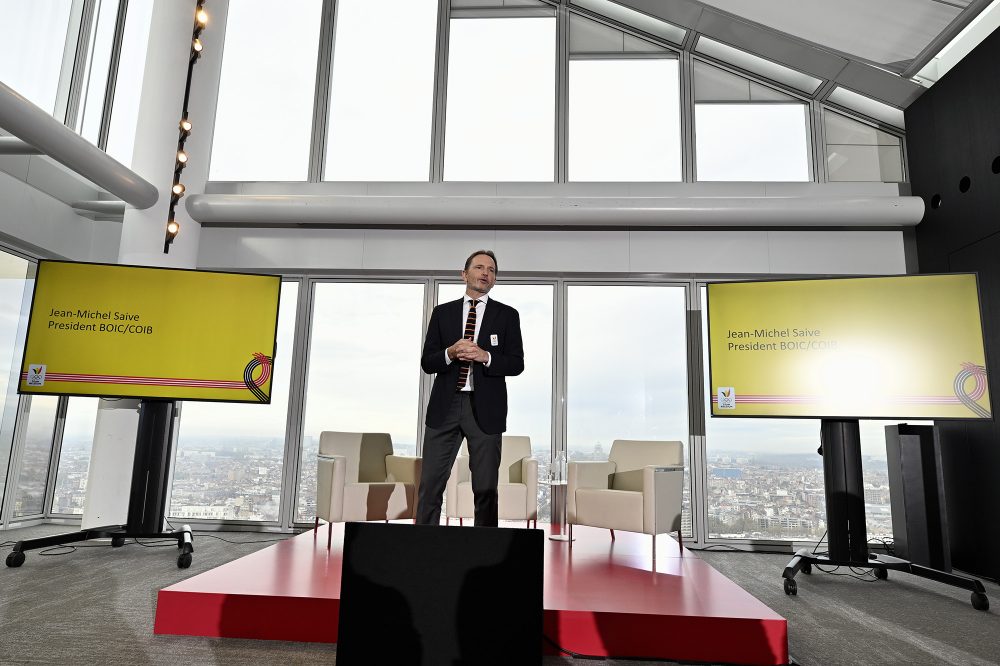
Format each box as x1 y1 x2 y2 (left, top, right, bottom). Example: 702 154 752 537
697 0 971 70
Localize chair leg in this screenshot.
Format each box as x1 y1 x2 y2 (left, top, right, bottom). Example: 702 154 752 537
526 519 530 529
314 517 319 532
459 518 463 527
652 534 656 562
327 522 333 550
445 517 450 526
568 523 573 546
609 529 616 541
677 529 684 555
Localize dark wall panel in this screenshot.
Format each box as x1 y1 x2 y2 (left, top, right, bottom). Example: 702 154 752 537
906 25 1000 579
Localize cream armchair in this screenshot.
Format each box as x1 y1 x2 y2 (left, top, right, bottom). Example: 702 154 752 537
445 435 538 527
567 439 684 559
314 431 422 548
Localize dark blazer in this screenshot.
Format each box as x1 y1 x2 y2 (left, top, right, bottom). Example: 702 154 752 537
421 297 524 435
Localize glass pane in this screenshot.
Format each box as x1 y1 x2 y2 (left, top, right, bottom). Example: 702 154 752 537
78 0 121 144
569 59 681 182
0 253 33 519
295 282 425 522
324 0 437 181
566 285 692 536
167 282 299 522
824 110 904 183
105 0 154 165
443 17 556 181
438 283 554 520
0 0 74 114
209 0 323 181
695 104 810 181
51 397 100 514
701 286 901 540
11 395 59 518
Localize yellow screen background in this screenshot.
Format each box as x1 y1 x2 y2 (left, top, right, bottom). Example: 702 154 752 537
19 261 280 403
708 274 991 419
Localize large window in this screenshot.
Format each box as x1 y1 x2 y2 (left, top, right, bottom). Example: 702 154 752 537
0 1 75 116
568 59 681 181
443 17 556 181
168 282 299 522
324 0 438 181
438 282 554 519
10 395 58 519
77 0 122 145
209 0 323 181
0 252 33 521
295 282 426 522
693 62 810 182
51 397 100 515
104 0 154 165
566 285 692 535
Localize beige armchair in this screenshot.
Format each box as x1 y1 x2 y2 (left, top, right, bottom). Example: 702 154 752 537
567 439 685 559
314 431 422 548
445 435 538 527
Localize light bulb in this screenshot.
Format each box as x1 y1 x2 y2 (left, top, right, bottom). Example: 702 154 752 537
177 150 188 163
179 119 192 132
192 38 203 53
196 9 208 26
172 183 185 196
167 220 180 235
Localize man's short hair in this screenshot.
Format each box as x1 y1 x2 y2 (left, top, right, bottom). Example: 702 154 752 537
464 250 498 273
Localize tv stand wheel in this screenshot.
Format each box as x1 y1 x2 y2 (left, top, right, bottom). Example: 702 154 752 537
874 567 888 580
177 552 193 569
783 578 797 596
801 562 812 575
6 551 25 568
972 592 989 611
111 536 126 548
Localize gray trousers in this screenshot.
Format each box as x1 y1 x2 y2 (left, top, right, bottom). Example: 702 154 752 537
416 393 501 527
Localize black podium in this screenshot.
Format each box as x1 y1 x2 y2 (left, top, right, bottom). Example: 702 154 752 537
781 419 989 610
5 399 194 569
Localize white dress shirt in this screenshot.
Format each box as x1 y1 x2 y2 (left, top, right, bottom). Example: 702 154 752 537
445 294 492 391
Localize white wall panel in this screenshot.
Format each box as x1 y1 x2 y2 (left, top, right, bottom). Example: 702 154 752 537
0 171 92 259
197 227 365 270
629 230 770 273
197 226 907 277
361 229 496 271
767 230 906 274
495 230 630 272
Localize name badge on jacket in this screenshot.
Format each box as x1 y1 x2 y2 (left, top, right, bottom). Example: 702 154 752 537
490 334 499 346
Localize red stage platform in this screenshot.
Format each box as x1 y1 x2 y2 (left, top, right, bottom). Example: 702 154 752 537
155 523 787 665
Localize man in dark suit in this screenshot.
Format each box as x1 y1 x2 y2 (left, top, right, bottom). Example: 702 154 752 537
416 250 524 527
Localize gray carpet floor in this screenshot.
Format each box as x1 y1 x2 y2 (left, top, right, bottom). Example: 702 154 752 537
1 523 998 665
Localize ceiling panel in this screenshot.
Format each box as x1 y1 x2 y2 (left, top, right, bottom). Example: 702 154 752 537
698 0 967 66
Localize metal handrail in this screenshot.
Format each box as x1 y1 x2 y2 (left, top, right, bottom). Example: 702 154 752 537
0 80 158 209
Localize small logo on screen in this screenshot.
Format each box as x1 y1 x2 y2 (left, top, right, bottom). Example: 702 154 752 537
27 364 46 386
717 387 736 409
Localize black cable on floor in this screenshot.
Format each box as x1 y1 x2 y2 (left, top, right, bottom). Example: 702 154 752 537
192 533 287 545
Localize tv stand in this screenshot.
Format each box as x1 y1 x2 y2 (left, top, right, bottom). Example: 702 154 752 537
5 399 194 569
781 419 989 611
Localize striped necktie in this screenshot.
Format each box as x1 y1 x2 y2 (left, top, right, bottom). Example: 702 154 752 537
457 299 481 389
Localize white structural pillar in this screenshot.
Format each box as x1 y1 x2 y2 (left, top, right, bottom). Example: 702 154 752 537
84 0 230 529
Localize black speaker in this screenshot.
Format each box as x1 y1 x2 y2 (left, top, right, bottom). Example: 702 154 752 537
337 522 543 665
885 424 951 571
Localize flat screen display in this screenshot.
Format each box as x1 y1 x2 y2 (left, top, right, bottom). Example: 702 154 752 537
18 261 281 403
707 274 991 420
